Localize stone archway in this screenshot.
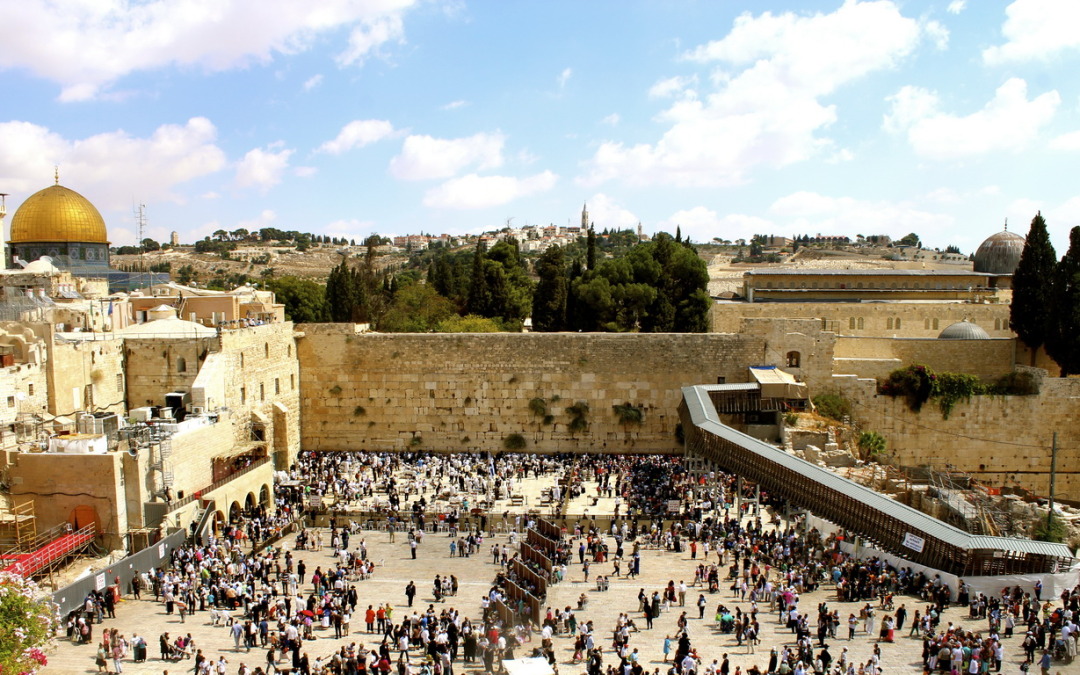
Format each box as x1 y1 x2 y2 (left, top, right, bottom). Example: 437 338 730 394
213 510 225 536
259 484 271 508
229 501 242 523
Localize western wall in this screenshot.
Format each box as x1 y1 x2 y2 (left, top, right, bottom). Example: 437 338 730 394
296 326 766 454
830 373 1080 501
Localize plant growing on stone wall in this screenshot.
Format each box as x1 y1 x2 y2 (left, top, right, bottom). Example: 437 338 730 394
566 401 590 435
878 365 934 412
612 402 644 425
90 368 104 384
811 393 851 422
933 372 982 420
1032 513 1067 543
410 435 422 447
329 385 342 396
528 397 548 417
504 433 527 450
353 406 366 416
783 412 799 427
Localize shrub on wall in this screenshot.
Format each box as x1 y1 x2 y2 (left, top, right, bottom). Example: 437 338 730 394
811 393 851 421
503 433 527 450
857 430 887 459
880 365 1039 420
612 402 644 425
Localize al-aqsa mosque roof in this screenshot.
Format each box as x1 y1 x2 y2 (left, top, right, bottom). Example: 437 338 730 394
8 183 109 245
973 227 1024 275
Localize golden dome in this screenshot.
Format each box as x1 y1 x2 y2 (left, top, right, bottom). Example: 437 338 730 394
8 184 109 245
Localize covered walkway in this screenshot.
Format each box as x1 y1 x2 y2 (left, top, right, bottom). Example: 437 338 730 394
680 383 1075 577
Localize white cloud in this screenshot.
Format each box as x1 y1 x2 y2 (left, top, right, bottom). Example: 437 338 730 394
557 67 573 89
302 74 323 91
422 171 557 209
658 208 773 244
924 20 949 50
236 209 278 232
441 100 467 110
769 191 954 234
0 117 226 208
983 0 1080 64
324 218 375 241
884 78 1059 159
601 113 620 126
337 12 406 67
0 0 417 100
1049 130 1080 151
947 0 967 14
585 193 638 230
648 75 698 99
581 1 925 188
235 143 293 191
294 166 318 177
318 119 397 154
390 132 505 181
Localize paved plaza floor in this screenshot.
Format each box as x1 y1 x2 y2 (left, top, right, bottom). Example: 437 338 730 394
42 518 1047 675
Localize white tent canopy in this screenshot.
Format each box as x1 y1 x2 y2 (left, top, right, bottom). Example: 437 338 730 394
502 658 554 675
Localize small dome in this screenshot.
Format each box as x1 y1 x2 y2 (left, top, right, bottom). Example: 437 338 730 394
938 320 990 340
8 184 109 244
973 229 1024 274
120 314 216 338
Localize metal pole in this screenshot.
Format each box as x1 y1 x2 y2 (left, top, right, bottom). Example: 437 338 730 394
1047 432 1058 530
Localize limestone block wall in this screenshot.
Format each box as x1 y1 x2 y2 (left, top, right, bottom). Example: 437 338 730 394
831 374 1080 502
297 328 764 454
833 337 1015 380
219 323 301 465
166 419 236 498
711 301 1012 339
7 451 128 550
48 334 127 417
124 337 210 409
0 362 47 429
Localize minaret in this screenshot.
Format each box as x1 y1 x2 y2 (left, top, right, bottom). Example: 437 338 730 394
581 202 588 231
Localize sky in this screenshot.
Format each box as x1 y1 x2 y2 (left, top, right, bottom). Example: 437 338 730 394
1 0 1080 254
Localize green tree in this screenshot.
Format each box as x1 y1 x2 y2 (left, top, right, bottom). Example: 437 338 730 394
267 276 328 323
379 283 455 332
897 232 921 247
1011 212 1057 364
586 226 597 270
436 314 503 332
466 241 492 316
141 237 160 252
1047 226 1080 376
532 245 568 331
325 257 364 322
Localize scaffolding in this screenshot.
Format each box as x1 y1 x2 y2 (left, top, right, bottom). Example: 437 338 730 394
0 498 37 552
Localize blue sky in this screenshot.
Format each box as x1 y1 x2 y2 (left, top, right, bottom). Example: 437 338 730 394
2 0 1080 253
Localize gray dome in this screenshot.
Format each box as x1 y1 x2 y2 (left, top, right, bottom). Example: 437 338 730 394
938 320 990 340
973 229 1025 274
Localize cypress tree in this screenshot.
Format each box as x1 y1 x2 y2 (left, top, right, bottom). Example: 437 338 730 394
586 226 597 271
532 245 568 332
1010 212 1057 364
1047 226 1080 375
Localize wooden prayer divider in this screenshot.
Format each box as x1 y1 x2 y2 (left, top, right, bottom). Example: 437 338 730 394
536 518 562 542
510 558 548 598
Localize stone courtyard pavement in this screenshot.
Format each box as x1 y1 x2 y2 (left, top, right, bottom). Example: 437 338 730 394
42 523 1045 675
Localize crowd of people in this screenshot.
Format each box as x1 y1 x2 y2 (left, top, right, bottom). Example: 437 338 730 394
55 450 1078 675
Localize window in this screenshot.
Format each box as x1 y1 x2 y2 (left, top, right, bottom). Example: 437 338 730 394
786 351 801 368
288 345 292 358
887 318 893 330
856 282 863 289
290 374 295 390
857 317 864 330
994 318 1002 330
275 378 280 395
933 318 939 330
6 396 13 407
260 383 265 401
849 317 856 329
116 373 123 391
925 318 931 330
177 357 187 373
240 353 245 368
240 386 246 405
27 384 33 396
264 343 269 358
894 318 901 330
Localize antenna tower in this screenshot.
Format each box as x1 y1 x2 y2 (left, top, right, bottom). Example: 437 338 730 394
134 203 147 270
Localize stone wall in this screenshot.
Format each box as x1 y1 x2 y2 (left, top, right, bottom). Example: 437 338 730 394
831 374 1080 502
297 328 765 454
833 336 1015 380
6 450 128 550
48 331 126 417
711 301 1012 339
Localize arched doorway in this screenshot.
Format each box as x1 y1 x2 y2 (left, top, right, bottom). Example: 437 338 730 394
259 484 271 509
245 492 256 514
229 501 242 523
213 510 225 536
